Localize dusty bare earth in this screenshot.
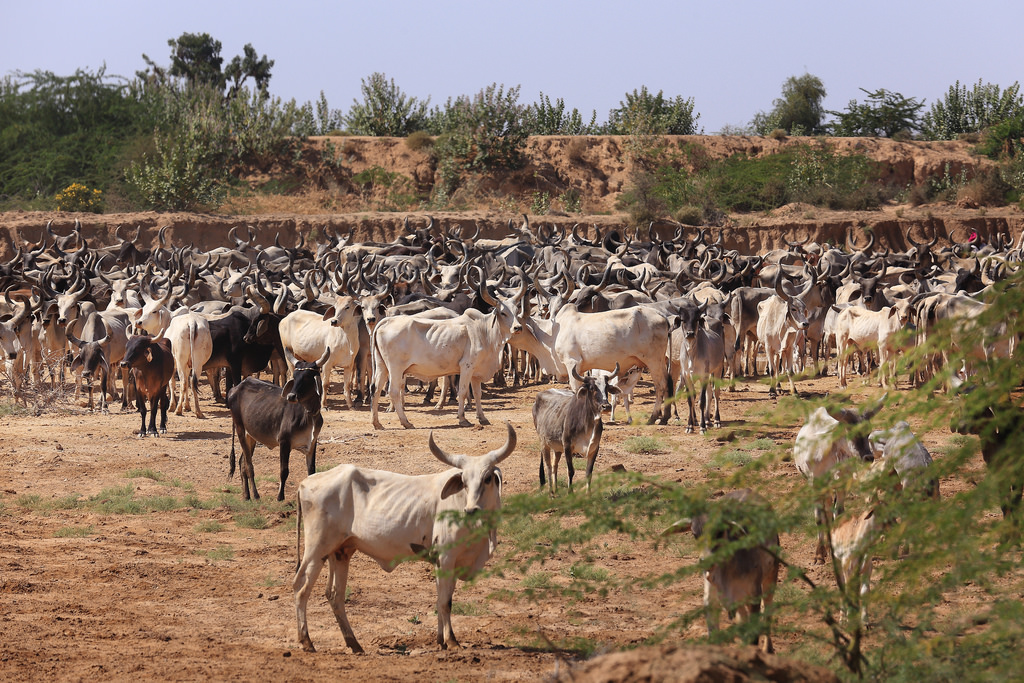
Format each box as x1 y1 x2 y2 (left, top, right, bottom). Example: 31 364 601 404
0 366 986 682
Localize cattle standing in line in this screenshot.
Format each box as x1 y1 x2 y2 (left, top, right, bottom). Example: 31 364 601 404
293 422 516 653
663 489 780 654
227 347 330 501
533 365 620 494
120 335 175 437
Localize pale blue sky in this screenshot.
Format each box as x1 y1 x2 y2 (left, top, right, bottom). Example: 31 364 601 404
2 0 1021 132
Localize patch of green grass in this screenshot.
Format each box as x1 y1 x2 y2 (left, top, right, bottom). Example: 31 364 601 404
15 494 44 509
622 435 667 454
568 563 611 583
451 601 488 617
707 450 754 470
54 525 94 538
201 545 235 562
234 511 269 530
0 401 29 418
521 572 552 591
52 494 83 510
748 438 775 451
259 574 280 588
194 520 224 533
939 434 977 457
126 468 164 481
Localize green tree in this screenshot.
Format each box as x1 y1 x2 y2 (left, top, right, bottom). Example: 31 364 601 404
343 72 430 136
605 86 701 136
921 79 1023 140
828 88 925 138
224 43 274 98
753 73 828 135
166 32 225 89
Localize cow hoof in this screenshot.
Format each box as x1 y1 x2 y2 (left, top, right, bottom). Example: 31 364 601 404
478 416 490 425
458 419 472 427
402 422 415 430
685 426 694 434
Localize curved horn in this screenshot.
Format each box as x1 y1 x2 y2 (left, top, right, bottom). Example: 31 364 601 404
315 346 331 368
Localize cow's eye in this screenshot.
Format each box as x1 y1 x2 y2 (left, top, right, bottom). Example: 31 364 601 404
483 474 493 486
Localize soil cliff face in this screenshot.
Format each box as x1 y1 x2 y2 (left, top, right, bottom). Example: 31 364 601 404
0 135 1018 258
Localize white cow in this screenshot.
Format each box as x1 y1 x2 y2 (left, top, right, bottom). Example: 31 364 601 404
162 312 214 418
794 400 884 564
370 279 525 429
293 423 516 653
756 273 811 397
279 295 362 409
835 299 913 389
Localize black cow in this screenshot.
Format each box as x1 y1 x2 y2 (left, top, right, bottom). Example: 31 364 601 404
204 305 278 401
533 365 620 494
227 346 330 501
120 335 175 437
67 312 111 412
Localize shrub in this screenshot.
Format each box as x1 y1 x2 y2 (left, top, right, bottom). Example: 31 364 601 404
827 87 925 138
343 72 430 137
525 92 598 135
55 182 103 213
921 80 1023 140
787 144 885 209
605 86 701 136
404 130 433 151
428 83 528 171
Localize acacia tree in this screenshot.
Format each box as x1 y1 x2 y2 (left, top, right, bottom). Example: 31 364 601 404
753 73 828 135
139 32 274 98
829 88 925 138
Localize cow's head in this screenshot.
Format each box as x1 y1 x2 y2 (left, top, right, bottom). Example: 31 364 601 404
68 325 110 379
283 347 330 406
0 294 31 360
577 365 622 413
481 268 527 336
357 278 394 330
429 422 517 516
120 334 158 369
323 295 361 328
825 395 886 461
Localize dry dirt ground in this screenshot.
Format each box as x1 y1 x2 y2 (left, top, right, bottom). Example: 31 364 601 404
0 363 992 682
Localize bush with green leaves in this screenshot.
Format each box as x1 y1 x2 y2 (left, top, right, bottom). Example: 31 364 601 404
828 88 925 138
752 73 828 136
343 72 430 137
425 83 529 200
525 92 598 135
787 144 886 209
0 67 150 202
921 80 1023 141
605 86 701 136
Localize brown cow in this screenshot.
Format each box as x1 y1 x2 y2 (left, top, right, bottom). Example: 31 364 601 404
120 335 175 437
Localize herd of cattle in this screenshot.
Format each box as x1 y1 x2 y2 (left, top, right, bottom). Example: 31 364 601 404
1 216 1020 653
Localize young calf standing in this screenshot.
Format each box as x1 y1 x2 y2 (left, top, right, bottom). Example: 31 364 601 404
227 347 330 501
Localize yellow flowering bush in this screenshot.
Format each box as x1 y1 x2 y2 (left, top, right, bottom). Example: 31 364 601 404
55 183 104 213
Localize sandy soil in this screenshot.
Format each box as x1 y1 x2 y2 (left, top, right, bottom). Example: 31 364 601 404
0 366 984 681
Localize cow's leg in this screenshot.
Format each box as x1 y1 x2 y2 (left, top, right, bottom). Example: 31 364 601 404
473 379 488 425
424 378 438 405
539 447 551 493
435 559 460 650
277 440 292 502
239 435 260 501
294 535 328 653
370 364 388 429
584 424 602 493
704 574 722 635
391 371 414 429
325 549 363 653
711 380 721 429
157 389 169 434
563 440 576 492
455 369 472 427
136 394 148 438
813 500 829 565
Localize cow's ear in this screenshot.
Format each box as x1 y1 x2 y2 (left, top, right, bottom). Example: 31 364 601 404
282 380 295 397
888 307 898 318
145 349 153 363
132 309 142 320
70 357 82 373
607 385 621 395
322 306 336 322
441 473 465 499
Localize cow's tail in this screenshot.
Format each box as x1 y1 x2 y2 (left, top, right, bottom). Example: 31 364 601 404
539 455 546 487
188 319 200 397
228 421 237 480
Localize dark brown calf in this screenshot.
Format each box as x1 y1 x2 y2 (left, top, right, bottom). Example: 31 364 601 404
120 336 174 437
